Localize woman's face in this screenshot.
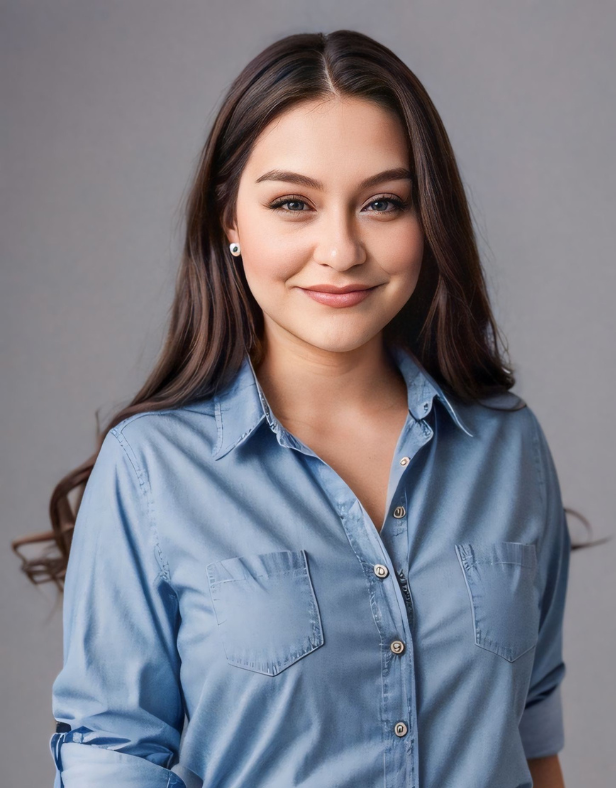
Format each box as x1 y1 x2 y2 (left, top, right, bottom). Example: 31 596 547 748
225 95 424 355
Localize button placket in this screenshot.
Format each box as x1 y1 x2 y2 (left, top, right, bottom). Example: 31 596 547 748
362 416 435 772
333 405 434 783
310 409 436 785
364 529 415 762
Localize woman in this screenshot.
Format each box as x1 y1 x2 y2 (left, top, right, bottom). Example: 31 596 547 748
15 30 574 788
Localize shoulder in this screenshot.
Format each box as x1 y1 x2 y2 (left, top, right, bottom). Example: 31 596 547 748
111 398 216 439
448 389 558 482
449 388 534 442
107 398 218 470
452 389 559 493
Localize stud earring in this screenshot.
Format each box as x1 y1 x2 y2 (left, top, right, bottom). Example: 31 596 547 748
229 242 241 257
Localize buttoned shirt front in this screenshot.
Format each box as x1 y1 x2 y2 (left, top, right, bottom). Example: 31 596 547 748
50 342 571 788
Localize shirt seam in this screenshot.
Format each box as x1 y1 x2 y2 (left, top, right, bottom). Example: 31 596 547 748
109 427 173 586
526 406 559 633
527 407 549 557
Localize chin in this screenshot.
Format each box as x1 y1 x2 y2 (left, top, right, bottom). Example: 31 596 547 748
292 328 381 355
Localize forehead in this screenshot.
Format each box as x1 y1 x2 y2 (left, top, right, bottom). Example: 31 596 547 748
242 96 410 184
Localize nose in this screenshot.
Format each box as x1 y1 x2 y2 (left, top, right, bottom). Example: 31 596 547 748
312 207 367 271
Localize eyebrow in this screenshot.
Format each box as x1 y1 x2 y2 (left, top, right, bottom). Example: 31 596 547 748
254 167 413 191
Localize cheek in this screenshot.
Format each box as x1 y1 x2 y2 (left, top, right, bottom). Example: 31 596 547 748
240 246 301 319
378 219 424 285
234 199 299 284
238 209 307 288
242 252 298 293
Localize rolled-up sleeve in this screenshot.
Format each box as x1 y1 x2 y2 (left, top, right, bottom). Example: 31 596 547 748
519 411 572 760
50 428 187 787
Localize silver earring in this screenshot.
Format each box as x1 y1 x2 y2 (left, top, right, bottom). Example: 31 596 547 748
229 242 241 257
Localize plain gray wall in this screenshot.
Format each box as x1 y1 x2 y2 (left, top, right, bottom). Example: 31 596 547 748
2 1 614 785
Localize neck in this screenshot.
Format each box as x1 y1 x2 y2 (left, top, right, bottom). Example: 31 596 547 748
252 330 407 430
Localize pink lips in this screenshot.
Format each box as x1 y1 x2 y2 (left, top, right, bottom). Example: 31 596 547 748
298 284 379 308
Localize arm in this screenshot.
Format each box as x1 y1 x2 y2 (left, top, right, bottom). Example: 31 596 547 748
50 428 187 787
527 754 565 788
518 410 571 780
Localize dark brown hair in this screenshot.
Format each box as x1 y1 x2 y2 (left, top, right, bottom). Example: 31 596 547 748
12 29 603 591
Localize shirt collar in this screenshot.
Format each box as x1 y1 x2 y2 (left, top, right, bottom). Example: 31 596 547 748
211 343 473 460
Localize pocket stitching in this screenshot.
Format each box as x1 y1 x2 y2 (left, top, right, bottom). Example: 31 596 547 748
208 565 309 586
208 548 324 676
455 542 539 663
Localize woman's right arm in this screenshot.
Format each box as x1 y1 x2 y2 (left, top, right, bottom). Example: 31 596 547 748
50 429 187 787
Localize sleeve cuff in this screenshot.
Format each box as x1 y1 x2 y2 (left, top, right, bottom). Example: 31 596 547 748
171 763 204 788
519 683 565 759
52 740 187 787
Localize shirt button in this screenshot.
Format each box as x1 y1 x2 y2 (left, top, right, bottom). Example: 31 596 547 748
390 640 405 654
394 721 408 737
374 563 389 578
393 506 406 519
399 456 410 466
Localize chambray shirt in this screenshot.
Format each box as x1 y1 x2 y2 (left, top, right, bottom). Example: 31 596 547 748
50 342 571 788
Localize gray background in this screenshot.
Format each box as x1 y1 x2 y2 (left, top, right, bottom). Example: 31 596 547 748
2 1 614 785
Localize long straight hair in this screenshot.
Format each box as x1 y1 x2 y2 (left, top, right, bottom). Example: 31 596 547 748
12 30 600 590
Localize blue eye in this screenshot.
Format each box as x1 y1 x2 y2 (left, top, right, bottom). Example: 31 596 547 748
365 197 408 213
269 196 309 212
267 194 410 215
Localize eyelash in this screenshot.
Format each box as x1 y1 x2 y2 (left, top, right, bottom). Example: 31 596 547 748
268 194 410 215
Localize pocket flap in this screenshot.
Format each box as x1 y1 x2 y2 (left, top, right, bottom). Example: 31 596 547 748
455 541 537 571
206 548 309 585
206 548 324 676
455 541 540 662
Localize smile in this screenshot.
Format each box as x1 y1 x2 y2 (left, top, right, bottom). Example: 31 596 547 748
298 285 380 308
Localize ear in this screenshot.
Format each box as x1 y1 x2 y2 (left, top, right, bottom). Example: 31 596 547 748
222 219 239 247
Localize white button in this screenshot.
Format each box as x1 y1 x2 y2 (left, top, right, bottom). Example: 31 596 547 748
399 456 410 466
374 564 389 578
393 506 406 519
390 640 405 654
394 721 408 737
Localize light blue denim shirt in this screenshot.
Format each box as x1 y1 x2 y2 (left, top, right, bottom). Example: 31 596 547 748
50 342 571 788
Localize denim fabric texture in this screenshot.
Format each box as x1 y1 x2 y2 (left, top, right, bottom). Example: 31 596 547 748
50 342 571 787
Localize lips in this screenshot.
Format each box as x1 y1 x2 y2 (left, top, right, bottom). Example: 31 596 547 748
298 284 380 308
302 283 376 293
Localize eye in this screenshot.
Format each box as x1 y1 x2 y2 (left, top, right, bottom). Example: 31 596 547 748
268 195 311 213
267 193 410 216
363 195 409 214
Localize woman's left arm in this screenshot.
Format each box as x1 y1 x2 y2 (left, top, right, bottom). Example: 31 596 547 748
519 492 570 779
527 754 565 787
518 410 572 780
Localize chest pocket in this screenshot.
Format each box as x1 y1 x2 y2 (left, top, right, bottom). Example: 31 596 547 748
206 548 324 676
455 541 541 662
